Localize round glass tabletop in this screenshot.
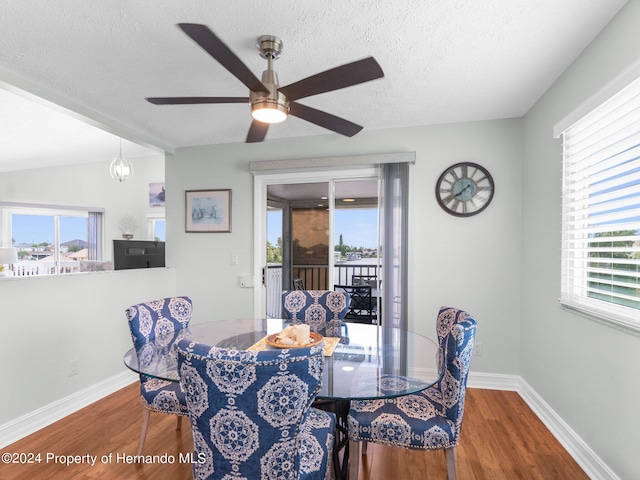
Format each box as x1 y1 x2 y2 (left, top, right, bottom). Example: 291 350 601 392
124 318 440 400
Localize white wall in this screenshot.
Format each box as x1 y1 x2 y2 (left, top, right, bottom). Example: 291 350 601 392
0 154 166 249
0 154 177 436
0 268 176 426
167 118 523 375
521 2 640 479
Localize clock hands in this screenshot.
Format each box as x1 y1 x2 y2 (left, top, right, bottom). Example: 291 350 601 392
455 184 472 197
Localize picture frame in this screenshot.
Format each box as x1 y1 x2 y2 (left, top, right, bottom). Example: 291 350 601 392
185 189 232 233
149 182 165 207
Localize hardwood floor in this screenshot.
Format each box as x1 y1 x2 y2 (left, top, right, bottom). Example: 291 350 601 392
356 389 589 480
0 385 588 479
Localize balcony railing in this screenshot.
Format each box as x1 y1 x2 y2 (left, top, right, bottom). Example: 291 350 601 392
8 260 80 276
266 265 283 318
265 262 380 318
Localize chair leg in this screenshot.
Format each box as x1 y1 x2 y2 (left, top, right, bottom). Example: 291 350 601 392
332 434 341 480
445 446 457 480
176 415 182 430
137 408 151 456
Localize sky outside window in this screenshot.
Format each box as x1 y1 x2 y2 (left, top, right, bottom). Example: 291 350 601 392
267 208 378 249
12 214 87 244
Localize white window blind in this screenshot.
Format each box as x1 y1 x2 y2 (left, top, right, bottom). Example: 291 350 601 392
559 76 640 332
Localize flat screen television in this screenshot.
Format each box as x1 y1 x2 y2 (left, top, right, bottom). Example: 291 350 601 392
113 240 165 270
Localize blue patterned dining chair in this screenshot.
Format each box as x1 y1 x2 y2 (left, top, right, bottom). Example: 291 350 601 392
175 339 336 480
281 290 350 338
125 296 193 455
282 289 352 476
347 306 477 480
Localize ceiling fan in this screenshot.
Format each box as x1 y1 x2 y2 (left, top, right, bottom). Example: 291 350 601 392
146 23 384 143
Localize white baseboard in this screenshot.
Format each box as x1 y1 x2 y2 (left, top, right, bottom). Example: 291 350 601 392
0 370 138 449
468 372 620 480
467 371 521 391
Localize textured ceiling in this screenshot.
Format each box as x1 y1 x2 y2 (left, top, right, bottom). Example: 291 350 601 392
0 0 628 171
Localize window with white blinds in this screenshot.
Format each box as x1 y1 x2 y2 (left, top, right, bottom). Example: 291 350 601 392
559 76 640 331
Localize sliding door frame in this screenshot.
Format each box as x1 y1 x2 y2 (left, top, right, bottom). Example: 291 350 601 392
253 167 378 318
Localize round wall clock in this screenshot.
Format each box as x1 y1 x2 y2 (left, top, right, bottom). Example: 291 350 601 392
435 162 495 217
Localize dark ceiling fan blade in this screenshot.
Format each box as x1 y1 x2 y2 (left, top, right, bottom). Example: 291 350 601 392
289 102 363 137
177 23 269 94
246 120 270 143
146 97 249 105
279 57 383 101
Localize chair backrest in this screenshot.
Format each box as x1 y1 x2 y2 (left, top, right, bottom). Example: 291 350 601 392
433 306 477 434
281 289 349 337
175 339 324 480
334 284 375 323
292 277 305 290
125 296 193 364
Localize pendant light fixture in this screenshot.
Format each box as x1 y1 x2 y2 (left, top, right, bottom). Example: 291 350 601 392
109 138 133 182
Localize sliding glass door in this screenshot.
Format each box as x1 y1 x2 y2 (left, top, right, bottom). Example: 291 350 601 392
254 164 409 330
255 169 374 318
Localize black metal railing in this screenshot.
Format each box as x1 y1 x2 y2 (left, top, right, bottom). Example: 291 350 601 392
266 263 380 317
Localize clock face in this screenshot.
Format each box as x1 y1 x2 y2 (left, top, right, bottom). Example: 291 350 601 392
436 162 494 217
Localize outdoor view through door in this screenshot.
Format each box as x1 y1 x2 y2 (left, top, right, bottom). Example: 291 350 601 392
265 179 380 323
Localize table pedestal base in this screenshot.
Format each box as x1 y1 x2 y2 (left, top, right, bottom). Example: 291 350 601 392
313 399 360 480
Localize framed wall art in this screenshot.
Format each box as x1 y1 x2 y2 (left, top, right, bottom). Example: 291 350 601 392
149 182 165 207
185 189 232 233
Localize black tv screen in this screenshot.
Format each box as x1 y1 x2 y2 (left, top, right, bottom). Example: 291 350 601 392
113 240 165 270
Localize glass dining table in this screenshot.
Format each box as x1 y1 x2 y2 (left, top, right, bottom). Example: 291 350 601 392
123 318 440 479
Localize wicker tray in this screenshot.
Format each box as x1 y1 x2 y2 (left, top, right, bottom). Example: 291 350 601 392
265 331 324 349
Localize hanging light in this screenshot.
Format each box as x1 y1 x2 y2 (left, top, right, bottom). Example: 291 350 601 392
109 138 133 182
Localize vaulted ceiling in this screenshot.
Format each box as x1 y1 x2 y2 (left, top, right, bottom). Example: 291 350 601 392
0 1 628 171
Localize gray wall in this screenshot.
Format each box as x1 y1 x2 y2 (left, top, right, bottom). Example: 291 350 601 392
520 2 640 478
167 118 524 380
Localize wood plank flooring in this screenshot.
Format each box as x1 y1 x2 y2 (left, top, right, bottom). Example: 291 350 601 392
0 385 589 479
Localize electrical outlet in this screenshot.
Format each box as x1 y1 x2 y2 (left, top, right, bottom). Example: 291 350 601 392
68 359 79 377
473 342 482 356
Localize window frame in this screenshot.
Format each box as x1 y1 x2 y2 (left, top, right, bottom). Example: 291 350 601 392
1 202 104 276
146 213 166 241
556 71 640 335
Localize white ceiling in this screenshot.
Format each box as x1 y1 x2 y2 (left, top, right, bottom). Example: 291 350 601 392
0 87 159 172
0 0 628 172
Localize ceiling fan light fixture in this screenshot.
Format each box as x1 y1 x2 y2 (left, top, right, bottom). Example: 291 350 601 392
251 66 288 124
251 101 288 124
